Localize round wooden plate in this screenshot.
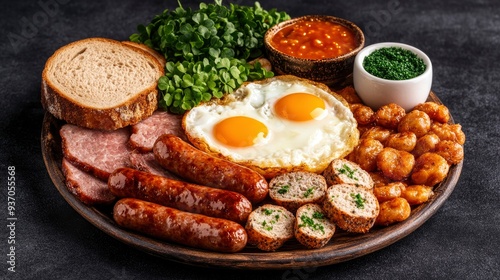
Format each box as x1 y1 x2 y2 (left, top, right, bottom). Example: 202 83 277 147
41 92 463 270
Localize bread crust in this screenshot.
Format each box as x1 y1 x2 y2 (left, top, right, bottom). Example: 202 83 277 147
41 37 164 130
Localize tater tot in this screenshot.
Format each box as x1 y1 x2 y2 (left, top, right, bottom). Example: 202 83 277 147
375 197 411 226
350 103 375 125
336 86 362 104
350 138 384 172
377 147 415 181
434 140 464 165
374 103 406 129
430 123 466 145
401 185 434 205
369 172 392 188
398 110 431 138
385 132 417 152
413 102 450 123
413 134 441 158
361 126 393 145
411 152 450 186
373 182 404 202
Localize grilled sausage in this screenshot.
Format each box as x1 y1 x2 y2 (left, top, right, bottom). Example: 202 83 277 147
153 134 269 203
108 167 252 223
113 198 248 253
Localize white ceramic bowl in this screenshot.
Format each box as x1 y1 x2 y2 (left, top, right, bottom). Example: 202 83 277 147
353 42 432 111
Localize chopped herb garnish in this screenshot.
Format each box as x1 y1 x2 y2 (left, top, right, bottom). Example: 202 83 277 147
277 185 290 195
303 188 314 198
263 208 273 215
363 47 426 80
261 221 273 231
299 214 325 234
350 193 366 209
312 211 325 220
337 164 358 181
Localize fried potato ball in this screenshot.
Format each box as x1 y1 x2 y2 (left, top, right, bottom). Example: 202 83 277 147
401 185 434 205
385 132 417 152
336 86 362 104
413 134 441 158
373 182 405 203
413 102 450 123
411 152 450 186
430 123 466 145
398 110 431 138
361 126 393 145
369 172 392 188
350 103 375 125
377 147 415 181
434 140 464 165
374 103 406 129
349 138 384 172
375 197 411 226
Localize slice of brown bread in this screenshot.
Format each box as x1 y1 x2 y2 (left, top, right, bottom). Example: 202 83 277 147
41 37 164 130
268 171 327 213
294 203 335 249
322 159 374 189
245 204 295 251
322 184 379 233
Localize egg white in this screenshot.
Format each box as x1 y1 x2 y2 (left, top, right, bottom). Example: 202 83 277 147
183 75 359 178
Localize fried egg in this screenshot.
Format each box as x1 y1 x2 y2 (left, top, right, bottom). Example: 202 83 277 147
182 75 359 179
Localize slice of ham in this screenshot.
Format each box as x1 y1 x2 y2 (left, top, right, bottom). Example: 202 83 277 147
61 158 116 205
128 151 181 180
129 110 187 152
60 124 131 181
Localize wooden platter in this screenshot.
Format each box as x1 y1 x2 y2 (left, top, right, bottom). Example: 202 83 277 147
41 92 463 270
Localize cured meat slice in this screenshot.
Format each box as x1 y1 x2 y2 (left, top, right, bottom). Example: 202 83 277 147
61 158 115 205
60 124 131 180
129 110 187 152
128 151 181 180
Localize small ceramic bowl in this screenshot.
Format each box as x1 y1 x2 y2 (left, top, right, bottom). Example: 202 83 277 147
353 42 433 111
264 15 365 88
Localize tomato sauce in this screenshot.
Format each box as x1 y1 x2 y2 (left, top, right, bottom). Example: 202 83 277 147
271 19 358 60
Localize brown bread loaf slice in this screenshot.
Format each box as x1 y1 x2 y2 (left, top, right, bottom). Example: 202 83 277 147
245 204 295 251
41 37 164 130
322 184 379 233
294 203 335 249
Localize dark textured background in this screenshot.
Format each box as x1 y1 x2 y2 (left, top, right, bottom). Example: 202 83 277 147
1 0 499 279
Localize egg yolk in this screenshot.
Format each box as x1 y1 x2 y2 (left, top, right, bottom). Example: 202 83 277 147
213 116 268 147
274 93 326 121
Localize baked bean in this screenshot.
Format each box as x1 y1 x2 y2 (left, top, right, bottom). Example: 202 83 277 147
434 140 464 165
401 185 434 205
398 110 431 138
385 132 417 152
413 102 450 123
374 103 406 129
375 197 411 226
411 152 450 186
350 138 384 172
413 134 440 158
350 103 375 125
377 147 415 181
373 182 404 202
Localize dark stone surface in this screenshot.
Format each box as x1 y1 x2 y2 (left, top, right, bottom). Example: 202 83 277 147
1 0 499 279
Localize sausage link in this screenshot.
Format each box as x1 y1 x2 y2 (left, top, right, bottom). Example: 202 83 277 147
108 168 252 223
113 198 248 253
153 134 269 203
